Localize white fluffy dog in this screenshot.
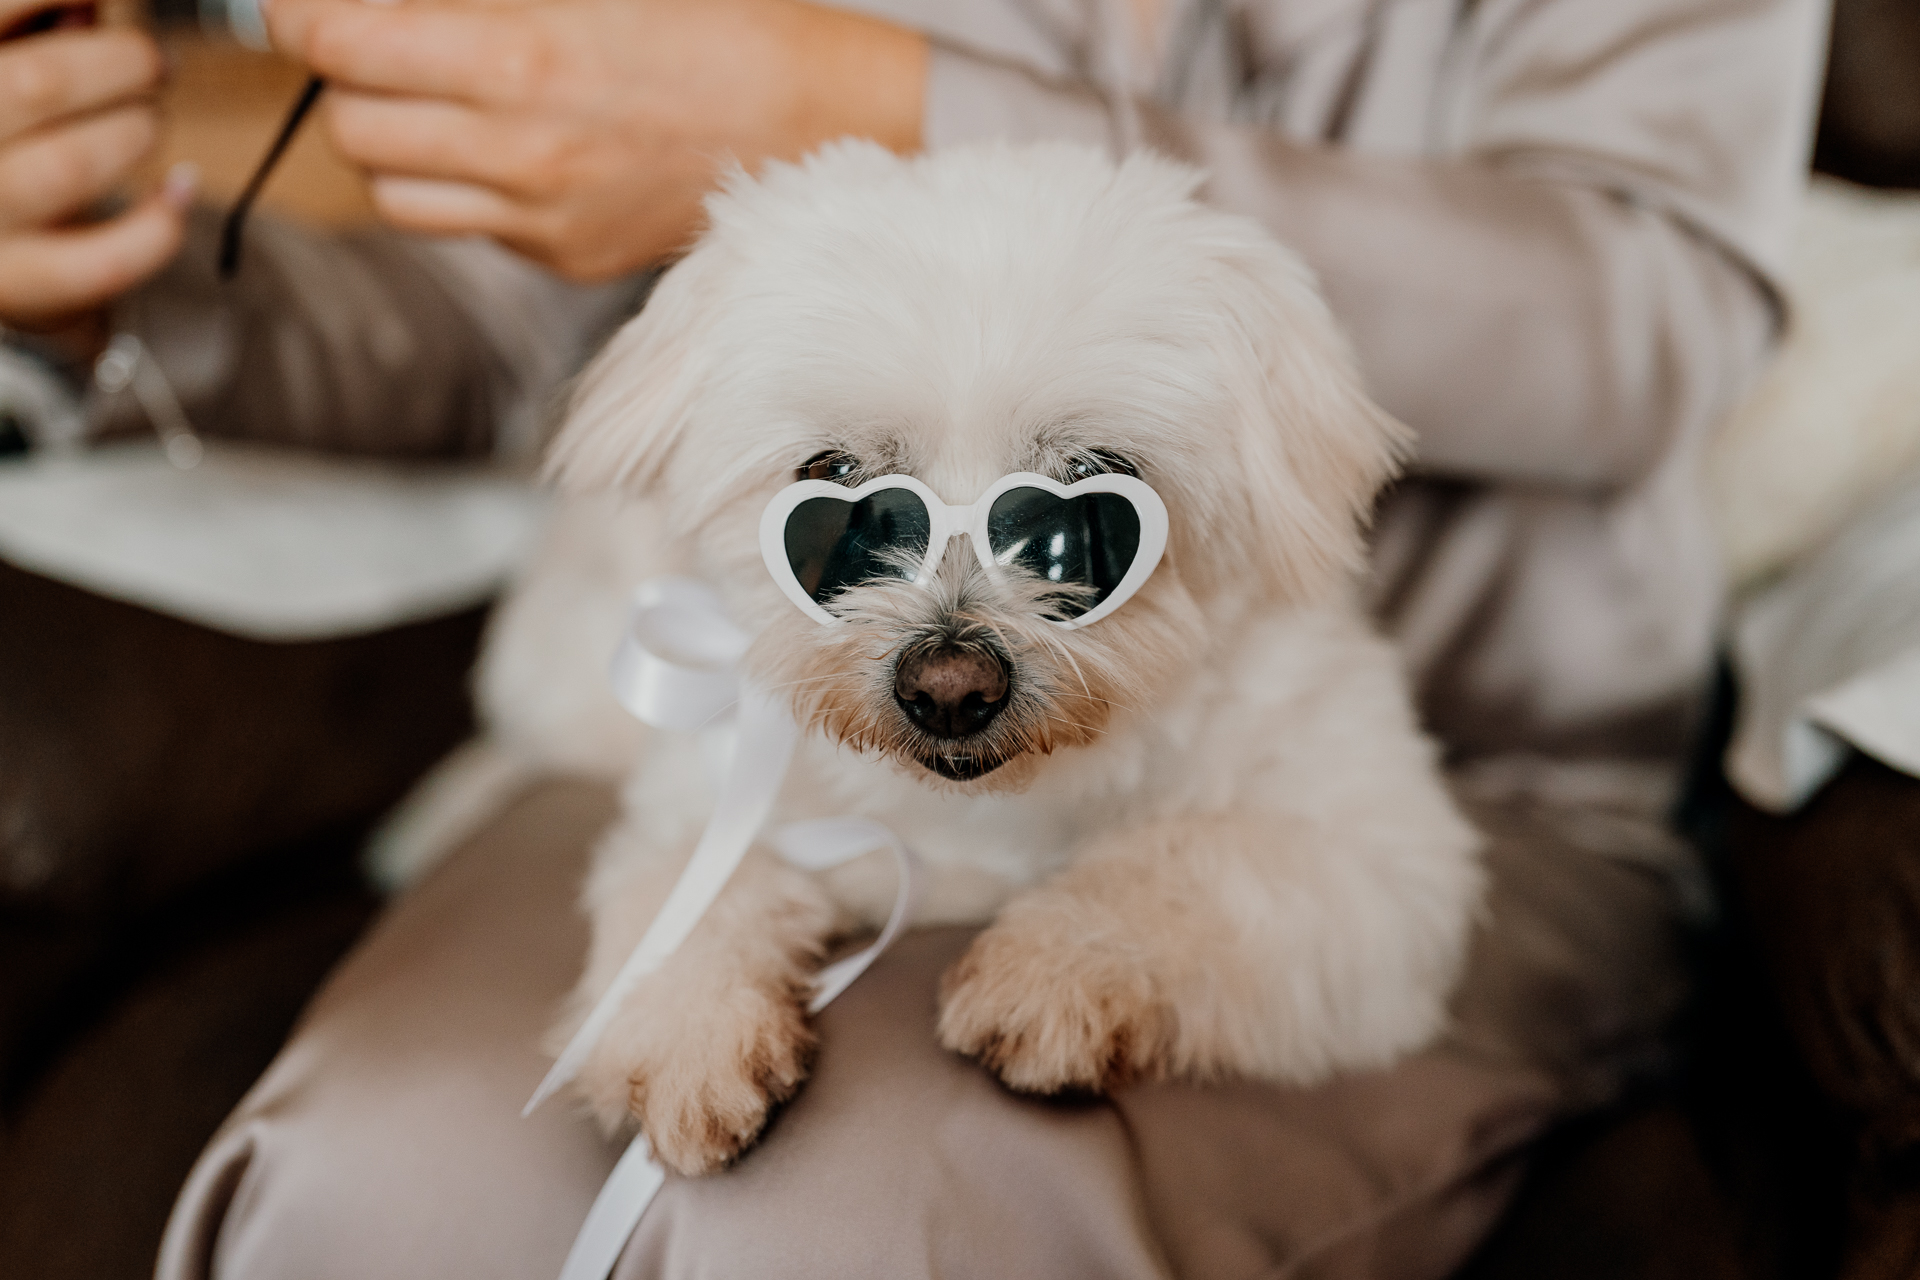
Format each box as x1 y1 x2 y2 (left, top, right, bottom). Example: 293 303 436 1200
475 140 1483 1177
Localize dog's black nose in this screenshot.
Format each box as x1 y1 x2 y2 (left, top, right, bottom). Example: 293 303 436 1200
893 644 1009 739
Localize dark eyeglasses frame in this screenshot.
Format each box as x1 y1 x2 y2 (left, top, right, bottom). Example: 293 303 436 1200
220 74 326 279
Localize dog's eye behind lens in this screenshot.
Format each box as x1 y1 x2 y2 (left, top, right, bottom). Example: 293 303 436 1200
799 451 861 484
1064 450 1140 481
987 488 1141 618
786 490 932 603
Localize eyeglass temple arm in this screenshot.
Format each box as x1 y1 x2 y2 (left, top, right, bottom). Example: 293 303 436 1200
218 74 326 280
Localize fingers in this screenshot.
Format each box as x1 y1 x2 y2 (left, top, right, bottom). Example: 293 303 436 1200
0 165 191 327
0 19 170 328
0 27 161 143
367 173 528 238
327 90 575 198
0 101 155 228
367 174 649 281
0 0 86 34
368 174 599 276
271 0 545 105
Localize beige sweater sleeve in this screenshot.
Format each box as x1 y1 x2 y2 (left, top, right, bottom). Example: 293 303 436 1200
919 0 1830 491
98 208 642 461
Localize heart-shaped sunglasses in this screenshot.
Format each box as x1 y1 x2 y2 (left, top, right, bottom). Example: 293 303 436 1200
759 472 1169 629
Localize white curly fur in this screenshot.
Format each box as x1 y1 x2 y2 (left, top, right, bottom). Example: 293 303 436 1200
469 141 1484 1176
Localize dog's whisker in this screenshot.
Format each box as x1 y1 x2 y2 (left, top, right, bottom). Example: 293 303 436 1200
758 673 857 693
1051 640 1095 700
1072 691 1141 715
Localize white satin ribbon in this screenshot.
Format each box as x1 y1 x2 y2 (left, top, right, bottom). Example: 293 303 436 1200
777 817 919 1014
531 578 919 1280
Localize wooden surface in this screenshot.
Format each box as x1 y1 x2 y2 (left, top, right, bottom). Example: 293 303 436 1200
156 36 376 228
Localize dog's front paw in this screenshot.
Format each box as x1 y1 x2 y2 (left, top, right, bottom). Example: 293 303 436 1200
937 919 1175 1094
574 978 815 1176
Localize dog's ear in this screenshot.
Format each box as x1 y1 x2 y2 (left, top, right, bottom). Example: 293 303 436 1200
544 247 723 498
1190 233 1412 604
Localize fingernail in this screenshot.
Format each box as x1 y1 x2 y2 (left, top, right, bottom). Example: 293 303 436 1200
163 161 199 211
230 0 272 51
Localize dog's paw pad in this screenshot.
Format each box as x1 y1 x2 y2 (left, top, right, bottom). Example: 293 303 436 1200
936 925 1172 1094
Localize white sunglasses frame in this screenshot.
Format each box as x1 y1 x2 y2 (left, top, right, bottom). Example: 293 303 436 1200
759 471 1170 631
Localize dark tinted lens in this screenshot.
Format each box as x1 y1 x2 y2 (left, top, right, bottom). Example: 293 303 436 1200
986 488 1141 619
784 490 932 604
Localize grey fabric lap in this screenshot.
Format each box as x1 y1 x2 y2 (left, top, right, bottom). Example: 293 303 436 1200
159 778 1668 1280
159 783 623 1280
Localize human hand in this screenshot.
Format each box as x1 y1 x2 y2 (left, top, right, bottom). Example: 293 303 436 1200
267 0 925 281
0 0 193 332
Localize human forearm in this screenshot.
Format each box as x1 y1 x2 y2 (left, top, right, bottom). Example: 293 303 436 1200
783 1 924 158
1148 122 1779 489
923 45 1775 490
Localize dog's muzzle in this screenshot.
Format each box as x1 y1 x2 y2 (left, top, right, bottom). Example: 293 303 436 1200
892 640 1012 780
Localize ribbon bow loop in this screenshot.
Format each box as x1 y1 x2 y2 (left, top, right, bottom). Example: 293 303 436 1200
609 577 751 732
531 579 920 1280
